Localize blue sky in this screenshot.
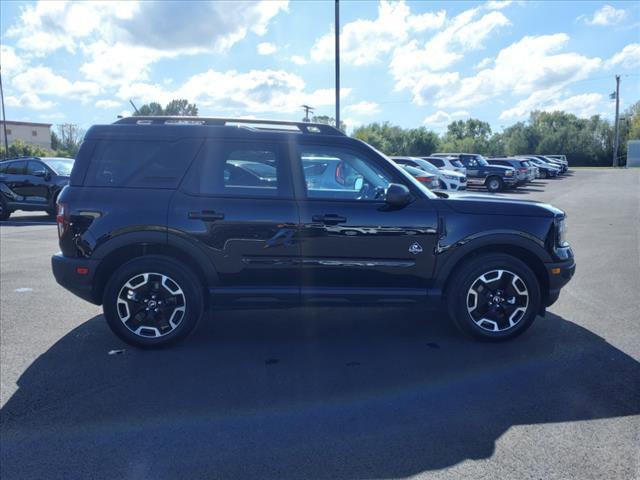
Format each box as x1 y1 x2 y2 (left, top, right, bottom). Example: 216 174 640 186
1 0 639 134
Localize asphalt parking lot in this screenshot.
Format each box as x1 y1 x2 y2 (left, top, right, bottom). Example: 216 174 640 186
1 168 639 479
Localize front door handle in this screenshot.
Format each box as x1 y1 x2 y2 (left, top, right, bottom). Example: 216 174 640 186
188 210 225 221
312 214 347 224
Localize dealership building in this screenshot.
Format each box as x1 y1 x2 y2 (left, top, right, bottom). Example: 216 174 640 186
0 120 52 150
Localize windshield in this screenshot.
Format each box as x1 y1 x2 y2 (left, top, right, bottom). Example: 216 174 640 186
415 159 440 174
475 155 489 167
42 158 74 176
451 160 464 168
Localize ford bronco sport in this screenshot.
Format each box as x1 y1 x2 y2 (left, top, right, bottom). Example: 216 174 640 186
52 117 575 347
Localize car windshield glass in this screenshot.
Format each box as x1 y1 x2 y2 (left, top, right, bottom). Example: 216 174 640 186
416 160 439 174
451 160 464 168
42 158 74 176
476 156 489 167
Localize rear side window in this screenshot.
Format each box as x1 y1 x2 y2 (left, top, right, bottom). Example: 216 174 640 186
451 160 464 168
183 140 290 198
427 158 444 167
84 139 202 188
6 161 26 174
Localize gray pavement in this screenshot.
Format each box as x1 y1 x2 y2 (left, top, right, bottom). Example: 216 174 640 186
1 169 639 479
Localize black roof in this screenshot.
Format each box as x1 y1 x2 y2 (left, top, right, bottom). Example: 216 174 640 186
113 116 345 136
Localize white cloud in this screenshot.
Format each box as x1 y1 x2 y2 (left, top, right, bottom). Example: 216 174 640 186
290 55 308 65
485 1 512 10
423 110 469 126
7 1 288 57
475 57 493 70
605 43 640 69
0 45 27 76
401 34 602 110
257 42 277 55
390 6 509 93
116 69 351 115
344 101 380 116
12 67 101 100
95 99 122 109
5 93 56 110
39 112 65 120
581 5 626 26
311 1 445 66
500 91 605 120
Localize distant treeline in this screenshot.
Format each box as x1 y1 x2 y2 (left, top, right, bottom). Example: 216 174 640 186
351 102 640 166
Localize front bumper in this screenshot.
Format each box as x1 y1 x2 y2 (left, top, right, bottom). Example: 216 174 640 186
51 253 101 304
544 251 576 306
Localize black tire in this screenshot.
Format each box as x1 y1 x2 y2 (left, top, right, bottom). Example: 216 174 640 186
46 192 60 217
103 255 204 348
0 197 11 221
446 253 541 341
485 176 503 193
540 170 548 179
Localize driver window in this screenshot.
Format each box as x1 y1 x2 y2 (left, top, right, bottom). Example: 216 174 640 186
299 146 394 201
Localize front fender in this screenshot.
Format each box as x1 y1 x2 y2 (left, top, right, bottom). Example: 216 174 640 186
433 230 553 289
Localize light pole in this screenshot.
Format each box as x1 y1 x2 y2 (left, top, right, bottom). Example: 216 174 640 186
335 0 340 130
0 67 9 158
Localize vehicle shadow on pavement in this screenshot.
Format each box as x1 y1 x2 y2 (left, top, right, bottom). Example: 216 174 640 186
2 309 639 479
0 215 55 227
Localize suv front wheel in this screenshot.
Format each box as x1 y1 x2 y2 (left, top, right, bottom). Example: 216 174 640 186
485 176 503 193
103 256 204 347
446 253 541 340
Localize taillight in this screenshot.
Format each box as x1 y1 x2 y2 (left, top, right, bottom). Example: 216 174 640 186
56 203 69 238
519 167 528 172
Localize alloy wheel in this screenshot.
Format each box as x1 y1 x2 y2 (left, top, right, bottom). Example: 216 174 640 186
116 272 186 338
466 269 529 332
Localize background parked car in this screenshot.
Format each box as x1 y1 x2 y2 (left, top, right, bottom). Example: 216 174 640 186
399 164 441 190
420 155 467 175
0 157 74 220
432 153 517 192
518 156 560 178
487 158 535 185
534 155 567 173
391 156 467 191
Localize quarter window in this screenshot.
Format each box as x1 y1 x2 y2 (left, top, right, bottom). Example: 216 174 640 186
299 146 394 201
6 161 27 174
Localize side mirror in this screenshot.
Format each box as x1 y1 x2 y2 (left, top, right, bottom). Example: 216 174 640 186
385 183 411 208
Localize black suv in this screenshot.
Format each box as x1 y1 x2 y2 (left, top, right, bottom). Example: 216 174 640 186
0 156 74 220
432 153 517 192
52 117 575 347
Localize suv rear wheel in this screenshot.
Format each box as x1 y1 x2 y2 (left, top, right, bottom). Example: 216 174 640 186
446 253 541 340
103 256 204 347
485 176 503 193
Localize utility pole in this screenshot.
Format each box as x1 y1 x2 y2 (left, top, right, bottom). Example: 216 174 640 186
301 104 314 122
0 67 9 158
613 75 621 167
335 0 340 130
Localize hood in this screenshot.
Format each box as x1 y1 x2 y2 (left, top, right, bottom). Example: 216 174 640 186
441 192 565 218
486 164 515 172
440 169 465 178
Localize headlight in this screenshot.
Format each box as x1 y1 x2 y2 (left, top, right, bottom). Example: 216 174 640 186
556 218 568 247
504 170 514 176
444 174 456 180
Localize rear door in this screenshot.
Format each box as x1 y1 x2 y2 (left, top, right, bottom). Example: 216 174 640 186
293 141 439 302
169 138 300 303
25 160 53 204
2 161 29 201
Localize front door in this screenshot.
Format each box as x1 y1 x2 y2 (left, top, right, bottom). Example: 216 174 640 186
293 142 439 303
169 139 300 304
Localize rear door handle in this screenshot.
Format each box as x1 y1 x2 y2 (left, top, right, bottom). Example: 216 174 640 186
188 210 225 221
312 214 347 224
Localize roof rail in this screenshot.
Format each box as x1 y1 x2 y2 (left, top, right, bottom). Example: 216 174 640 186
113 116 346 136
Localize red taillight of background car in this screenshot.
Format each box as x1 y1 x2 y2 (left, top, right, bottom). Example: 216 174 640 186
56 203 69 238
519 167 528 173
416 175 438 189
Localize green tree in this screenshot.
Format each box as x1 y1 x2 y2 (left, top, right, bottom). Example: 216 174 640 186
311 115 346 132
352 122 439 156
56 123 85 157
440 118 492 154
136 99 198 116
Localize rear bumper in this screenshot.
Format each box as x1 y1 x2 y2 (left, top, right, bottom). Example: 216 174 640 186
544 254 576 306
51 253 101 305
